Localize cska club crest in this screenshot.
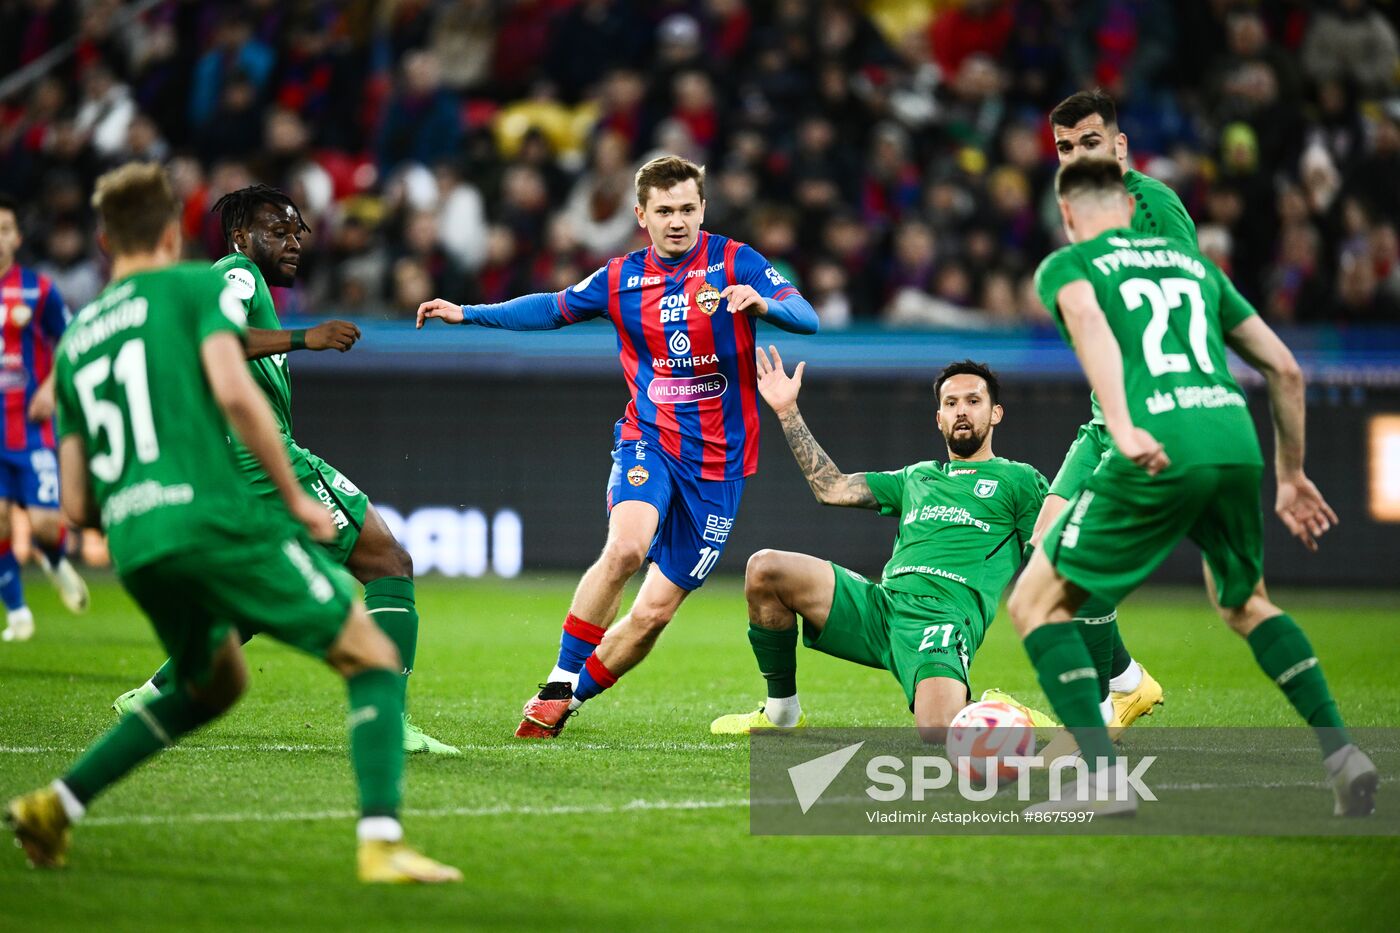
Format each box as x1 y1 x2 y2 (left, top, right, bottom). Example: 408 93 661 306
627 466 650 486
695 283 721 316
8 304 32 327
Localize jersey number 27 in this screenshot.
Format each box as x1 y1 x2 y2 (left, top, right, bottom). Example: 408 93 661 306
1120 277 1215 378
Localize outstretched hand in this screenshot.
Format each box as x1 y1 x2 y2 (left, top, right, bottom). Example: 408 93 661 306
416 298 464 329
756 344 804 415
1276 474 1338 553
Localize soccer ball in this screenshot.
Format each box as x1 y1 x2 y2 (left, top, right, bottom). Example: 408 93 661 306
945 700 1036 783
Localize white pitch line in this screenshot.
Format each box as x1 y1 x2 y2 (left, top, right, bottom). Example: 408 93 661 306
1 741 744 755
70 780 1395 829
82 797 750 828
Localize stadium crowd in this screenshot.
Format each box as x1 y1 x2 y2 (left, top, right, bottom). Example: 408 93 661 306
1 0 1399 328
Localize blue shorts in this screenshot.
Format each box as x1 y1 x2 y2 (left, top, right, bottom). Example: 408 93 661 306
606 437 744 591
0 446 58 508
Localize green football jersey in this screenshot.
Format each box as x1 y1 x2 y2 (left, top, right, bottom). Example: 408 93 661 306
54 263 283 572
864 457 1047 626
1035 228 1264 471
1086 170 1199 424
214 253 294 487
1124 169 1197 247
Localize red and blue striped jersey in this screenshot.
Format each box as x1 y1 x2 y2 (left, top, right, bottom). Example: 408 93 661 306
558 232 810 482
0 265 68 451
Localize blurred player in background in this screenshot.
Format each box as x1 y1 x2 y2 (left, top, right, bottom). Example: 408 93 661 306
711 356 1048 740
5 162 459 883
418 155 819 738
1006 89 1201 740
111 185 458 755
1011 158 1376 816
0 194 88 642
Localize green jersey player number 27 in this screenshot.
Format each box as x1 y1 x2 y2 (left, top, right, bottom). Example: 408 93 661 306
1005 157 1376 819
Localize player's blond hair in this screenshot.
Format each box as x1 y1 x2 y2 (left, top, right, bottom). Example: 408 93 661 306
634 155 705 207
91 162 180 255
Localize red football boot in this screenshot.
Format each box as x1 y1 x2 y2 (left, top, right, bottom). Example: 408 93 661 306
514 682 576 738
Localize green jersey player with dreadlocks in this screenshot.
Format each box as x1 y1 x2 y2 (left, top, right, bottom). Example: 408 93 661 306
110 185 457 755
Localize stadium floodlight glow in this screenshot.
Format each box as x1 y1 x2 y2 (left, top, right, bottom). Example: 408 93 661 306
1368 415 1400 522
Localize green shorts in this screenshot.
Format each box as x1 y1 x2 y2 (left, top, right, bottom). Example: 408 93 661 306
1046 458 1265 609
120 533 355 687
1048 420 1112 500
805 563 984 707
286 448 369 565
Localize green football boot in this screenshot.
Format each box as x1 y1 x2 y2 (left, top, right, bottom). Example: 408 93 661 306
403 715 460 755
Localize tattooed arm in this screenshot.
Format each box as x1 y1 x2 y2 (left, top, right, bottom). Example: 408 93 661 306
756 346 879 510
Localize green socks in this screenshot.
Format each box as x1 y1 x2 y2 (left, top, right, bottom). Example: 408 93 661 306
1247 614 1350 757
1024 623 1116 769
364 576 418 677
748 624 798 698
148 657 175 691
1075 592 1134 697
1080 620 1116 702
1109 625 1133 680
347 668 406 818
63 688 222 805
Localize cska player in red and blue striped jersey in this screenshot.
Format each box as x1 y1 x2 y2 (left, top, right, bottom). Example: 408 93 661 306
0 194 88 644
417 156 818 738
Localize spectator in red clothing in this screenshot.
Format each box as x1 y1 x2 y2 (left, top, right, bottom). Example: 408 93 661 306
492 0 564 95
669 71 721 157
861 123 921 227
703 0 752 65
929 0 1012 78
1268 223 1328 323
594 70 647 156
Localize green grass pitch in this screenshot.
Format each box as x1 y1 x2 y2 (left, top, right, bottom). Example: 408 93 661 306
2 573 1398 931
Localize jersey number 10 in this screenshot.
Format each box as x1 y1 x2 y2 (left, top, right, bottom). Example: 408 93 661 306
73 339 160 483
1119 277 1215 378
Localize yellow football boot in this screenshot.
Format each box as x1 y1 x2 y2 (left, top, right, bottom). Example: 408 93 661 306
710 707 808 735
978 689 1059 729
357 840 463 884
1110 666 1163 730
5 788 71 868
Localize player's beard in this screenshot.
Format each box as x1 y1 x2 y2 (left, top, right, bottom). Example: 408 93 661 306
943 421 988 458
259 257 297 288
249 244 298 287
